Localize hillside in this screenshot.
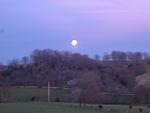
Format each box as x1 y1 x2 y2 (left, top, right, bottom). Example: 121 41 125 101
136 73 150 87
0 49 150 90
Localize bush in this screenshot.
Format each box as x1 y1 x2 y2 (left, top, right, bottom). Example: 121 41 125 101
54 97 60 102
0 83 9 102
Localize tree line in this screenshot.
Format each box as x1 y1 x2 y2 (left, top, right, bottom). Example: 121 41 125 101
0 49 150 104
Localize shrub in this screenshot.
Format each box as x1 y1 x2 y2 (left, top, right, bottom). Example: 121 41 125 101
0 83 9 103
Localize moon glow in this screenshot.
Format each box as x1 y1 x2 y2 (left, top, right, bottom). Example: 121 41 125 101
71 40 78 46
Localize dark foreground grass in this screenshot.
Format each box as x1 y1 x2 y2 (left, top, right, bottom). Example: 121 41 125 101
0 103 150 113
0 103 109 113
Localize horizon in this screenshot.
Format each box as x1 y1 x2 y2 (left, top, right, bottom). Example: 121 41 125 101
1 49 150 65
0 0 150 63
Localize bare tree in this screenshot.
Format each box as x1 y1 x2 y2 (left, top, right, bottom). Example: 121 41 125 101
102 53 110 61
0 82 9 103
72 72 102 107
94 54 100 61
111 51 127 61
21 56 30 66
127 52 143 61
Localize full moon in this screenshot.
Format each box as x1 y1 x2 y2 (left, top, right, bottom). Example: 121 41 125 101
71 40 78 46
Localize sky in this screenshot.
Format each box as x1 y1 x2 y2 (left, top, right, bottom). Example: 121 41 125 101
0 0 150 63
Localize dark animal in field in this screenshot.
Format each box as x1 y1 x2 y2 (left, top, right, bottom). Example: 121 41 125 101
148 105 150 108
129 105 132 109
54 97 60 102
129 105 133 109
31 96 36 101
98 105 103 108
139 108 142 112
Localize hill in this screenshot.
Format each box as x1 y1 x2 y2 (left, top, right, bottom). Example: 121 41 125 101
136 73 150 87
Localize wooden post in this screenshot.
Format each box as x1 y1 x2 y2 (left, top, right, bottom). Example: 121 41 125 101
48 81 50 102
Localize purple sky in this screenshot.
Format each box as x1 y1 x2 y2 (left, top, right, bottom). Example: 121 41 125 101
0 0 150 63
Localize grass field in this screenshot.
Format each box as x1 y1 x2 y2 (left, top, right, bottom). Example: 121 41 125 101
0 102 150 113
3 87 149 113
8 87 68 102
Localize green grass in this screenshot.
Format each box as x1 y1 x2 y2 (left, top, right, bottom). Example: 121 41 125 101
3 87 150 113
8 87 67 102
0 103 149 113
0 103 108 113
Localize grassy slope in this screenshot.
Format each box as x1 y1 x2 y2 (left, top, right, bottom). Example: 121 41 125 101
0 103 149 113
136 73 150 87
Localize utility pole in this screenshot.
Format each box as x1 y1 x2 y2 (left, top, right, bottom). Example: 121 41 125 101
48 81 50 102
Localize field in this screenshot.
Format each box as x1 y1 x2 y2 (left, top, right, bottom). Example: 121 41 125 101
0 87 150 113
8 87 68 102
0 102 150 113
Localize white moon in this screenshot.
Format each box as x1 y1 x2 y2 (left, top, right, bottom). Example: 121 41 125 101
71 40 78 46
